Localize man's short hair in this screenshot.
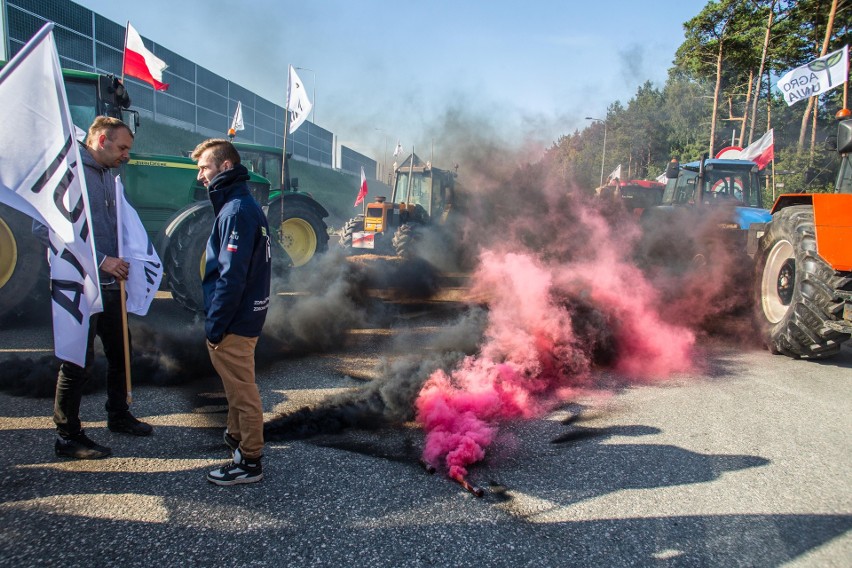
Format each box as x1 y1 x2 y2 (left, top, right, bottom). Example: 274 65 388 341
86 116 134 145
191 138 241 166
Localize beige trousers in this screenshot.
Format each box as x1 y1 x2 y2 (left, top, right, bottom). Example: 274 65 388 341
207 334 263 459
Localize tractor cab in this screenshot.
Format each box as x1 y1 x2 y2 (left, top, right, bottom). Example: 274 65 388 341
835 115 852 194
664 158 763 208
343 153 460 255
391 153 457 223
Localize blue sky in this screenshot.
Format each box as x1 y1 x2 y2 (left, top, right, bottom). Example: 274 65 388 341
77 0 708 161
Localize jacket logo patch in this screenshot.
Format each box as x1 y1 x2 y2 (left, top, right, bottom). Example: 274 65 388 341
227 230 239 253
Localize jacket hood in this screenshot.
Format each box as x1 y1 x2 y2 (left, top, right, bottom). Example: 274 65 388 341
208 163 251 212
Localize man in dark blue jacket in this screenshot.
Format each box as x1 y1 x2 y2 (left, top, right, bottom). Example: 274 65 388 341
191 139 272 485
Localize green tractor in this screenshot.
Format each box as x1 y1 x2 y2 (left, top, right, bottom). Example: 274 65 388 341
0 63 330 317
128 143 330 311
339 153 460 259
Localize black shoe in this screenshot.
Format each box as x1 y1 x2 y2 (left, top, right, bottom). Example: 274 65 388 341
108 413 153 436
207 449 263 486
224 430 240 453
55 431 112 459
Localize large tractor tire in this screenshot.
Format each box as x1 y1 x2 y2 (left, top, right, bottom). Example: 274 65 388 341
339 215 365 249
0 204 49 321
267 198 329 267
754 205 851 358
164 206 214 312
392 222 423 259
339 215 393 255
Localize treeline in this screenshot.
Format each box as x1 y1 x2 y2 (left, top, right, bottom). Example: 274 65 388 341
546 0 850 200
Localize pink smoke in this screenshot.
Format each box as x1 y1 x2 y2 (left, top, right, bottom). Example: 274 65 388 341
415 208 695 478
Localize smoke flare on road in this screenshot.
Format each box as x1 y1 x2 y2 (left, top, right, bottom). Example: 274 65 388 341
416 235 695 477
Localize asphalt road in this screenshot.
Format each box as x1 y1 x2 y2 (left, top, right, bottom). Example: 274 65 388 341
0 291 850 567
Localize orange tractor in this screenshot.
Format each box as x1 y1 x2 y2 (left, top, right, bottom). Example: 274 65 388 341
750 110 852 358
339 153 460 259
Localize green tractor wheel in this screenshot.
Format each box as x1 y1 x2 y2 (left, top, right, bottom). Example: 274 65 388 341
164 206 215 312
267 199 329 267
0 215 17 291
0 204 48 321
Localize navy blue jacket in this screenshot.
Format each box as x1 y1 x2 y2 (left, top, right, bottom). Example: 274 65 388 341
202 164 272 343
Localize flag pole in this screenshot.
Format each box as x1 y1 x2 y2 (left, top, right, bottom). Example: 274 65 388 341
119 282 132 404
279 66 293 258
405 145 415 208
282 65 291 190
121 22 129 84
115 182 132 404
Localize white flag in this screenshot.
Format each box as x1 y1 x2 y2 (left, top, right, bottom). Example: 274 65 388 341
776 45 849 106
287 65 313 134
230 100 244 133
116 177 162 315
0 23 102 366
607 164 622 182
47 234 102 366
393 140 403 157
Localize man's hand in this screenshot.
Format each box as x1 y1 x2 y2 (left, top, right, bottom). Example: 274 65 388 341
101 256 130 280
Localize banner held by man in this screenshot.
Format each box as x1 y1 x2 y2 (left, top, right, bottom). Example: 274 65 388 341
0 23 101 367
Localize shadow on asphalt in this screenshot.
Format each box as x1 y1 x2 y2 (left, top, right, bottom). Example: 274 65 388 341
0 419 847 567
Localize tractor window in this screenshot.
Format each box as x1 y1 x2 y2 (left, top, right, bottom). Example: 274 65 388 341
432 177 447 214
395 172 429 208
705 170 761 207
394 172 409 202
673 170 697 204
64 78 100 134
836 156 852 194
410 174 431 212
240 151 283 189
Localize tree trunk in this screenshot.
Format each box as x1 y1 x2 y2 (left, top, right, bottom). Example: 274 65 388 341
741 70 753 146
810 100 819 162
798 0 839 149
710 41 724 157
798 97 815 149
748 1 774 146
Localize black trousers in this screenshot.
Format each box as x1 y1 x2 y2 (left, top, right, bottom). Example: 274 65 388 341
53 288 131 438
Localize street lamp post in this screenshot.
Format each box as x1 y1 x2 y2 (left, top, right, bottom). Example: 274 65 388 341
585 116 607 187
296 67 316 123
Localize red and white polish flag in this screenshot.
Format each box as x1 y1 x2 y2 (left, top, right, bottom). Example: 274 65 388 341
740 129 774 170
123 22 169 91
354 166 369 207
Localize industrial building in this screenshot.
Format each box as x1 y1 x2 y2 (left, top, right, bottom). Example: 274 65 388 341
1 0 378 178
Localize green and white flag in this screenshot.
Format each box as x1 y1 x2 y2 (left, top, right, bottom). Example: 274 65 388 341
776 46 849 106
